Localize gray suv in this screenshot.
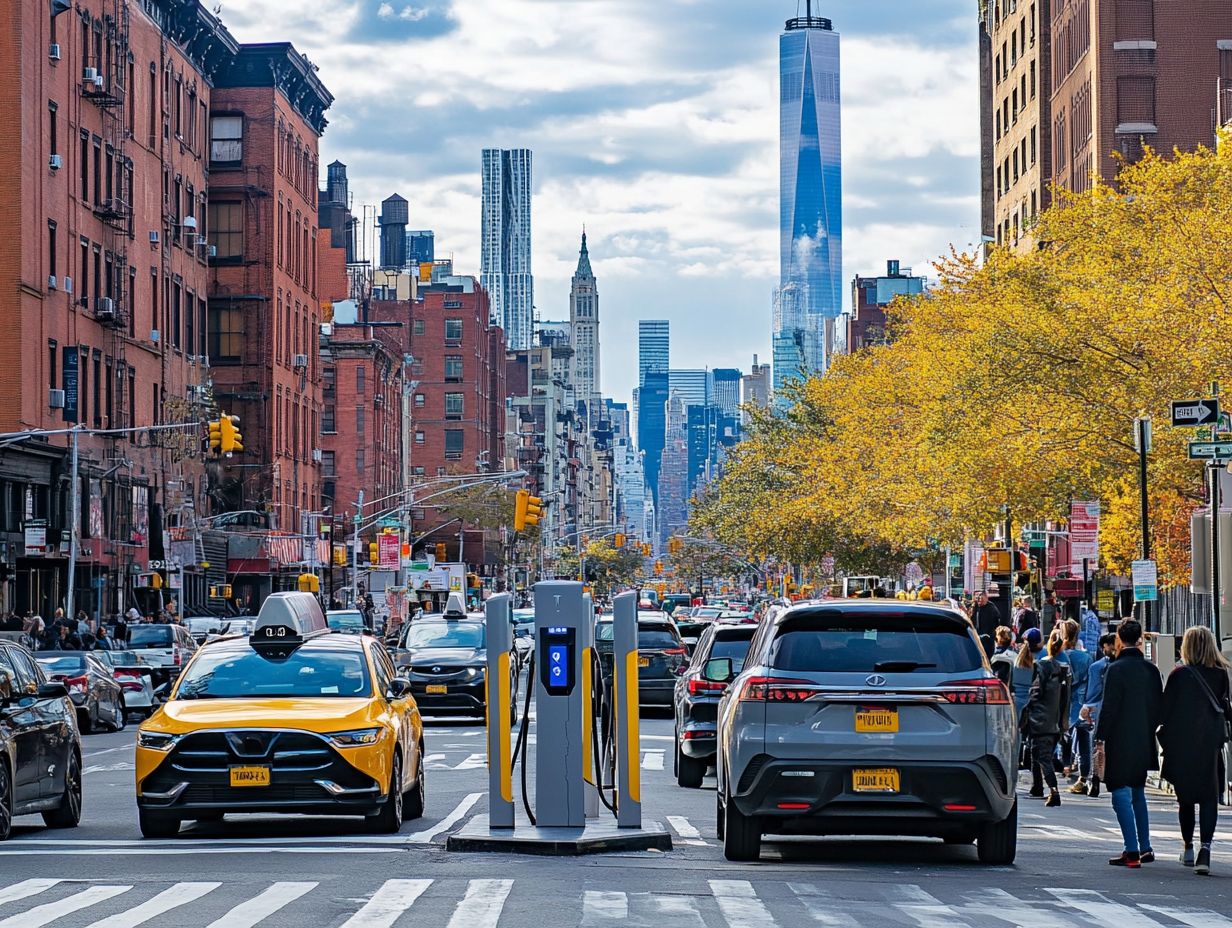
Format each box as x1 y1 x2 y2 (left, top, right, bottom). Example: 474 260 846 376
715 601 1017 863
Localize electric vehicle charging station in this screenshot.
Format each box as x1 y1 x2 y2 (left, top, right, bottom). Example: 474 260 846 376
447 581 671 855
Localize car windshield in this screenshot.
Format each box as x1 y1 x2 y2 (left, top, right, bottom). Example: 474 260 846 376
769 612 983 674
35 655 87 674
709 635 753 673
107 651 144 665
404 624 484 649
186 618 222 634
638 626 681 650
327 612 366 630
175 648 372 699
595 622 614 642
128 626 174 648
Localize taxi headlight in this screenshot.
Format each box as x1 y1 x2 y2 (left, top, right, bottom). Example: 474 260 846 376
327 727 384 748
464 667 484 679
137 731 179 751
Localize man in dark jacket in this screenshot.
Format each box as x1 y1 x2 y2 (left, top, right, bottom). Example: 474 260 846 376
971 592 1001 655
1096 619 1163 868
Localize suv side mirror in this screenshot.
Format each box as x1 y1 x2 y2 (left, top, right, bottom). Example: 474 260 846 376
386 677 412 700
703 657 734 683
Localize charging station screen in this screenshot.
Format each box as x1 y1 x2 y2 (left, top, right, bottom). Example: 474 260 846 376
547 644 570 690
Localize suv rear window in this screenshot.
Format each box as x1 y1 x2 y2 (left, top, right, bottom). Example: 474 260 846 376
128 626 174 648
769 611 983 674
709 633 754 673
638 626 681 650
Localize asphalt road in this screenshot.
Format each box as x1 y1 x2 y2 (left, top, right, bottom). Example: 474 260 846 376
3 707 1231 927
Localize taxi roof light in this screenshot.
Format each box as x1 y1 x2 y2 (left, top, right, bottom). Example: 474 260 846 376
252 592 330 652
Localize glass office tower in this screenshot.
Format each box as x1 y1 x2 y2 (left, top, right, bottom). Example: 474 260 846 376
481 149 534 349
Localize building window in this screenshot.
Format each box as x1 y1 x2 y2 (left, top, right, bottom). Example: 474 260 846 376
444 355 463 381
413 467 425 477
413 319 425 336
414 393 425 407
356 366 366 395
355 406 365 436
356 449 365 475
414 430 425 444
1116 75 1155 125
444 392 464 419
207 303 242 363
322 404 336 433
444 318 463 343
444 429 464 460
47 221 57 280
209 116 242 164
207 202 243 260
321 451 335 478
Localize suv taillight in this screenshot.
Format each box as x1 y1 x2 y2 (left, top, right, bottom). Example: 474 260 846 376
63 675 89 694
940 678 1011 705
687 677 727 695
172 645 182 666
739 676 817 702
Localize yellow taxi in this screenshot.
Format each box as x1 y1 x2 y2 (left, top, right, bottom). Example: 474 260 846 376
134 592 425 838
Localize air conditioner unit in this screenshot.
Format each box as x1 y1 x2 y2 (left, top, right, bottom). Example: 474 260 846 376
207 245 217 258
96 297 115 317
182 216 197 230
63 276 73 295
293 354 308 370
149 231 160 247
311 448 323 463
48 154 62 170
150 329 160 343
48 43 61 61
48 389 66 409
92 75 104 89
82 67 97 82
47 275 57 290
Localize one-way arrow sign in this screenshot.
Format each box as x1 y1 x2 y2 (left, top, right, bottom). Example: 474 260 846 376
1171 398 1220 427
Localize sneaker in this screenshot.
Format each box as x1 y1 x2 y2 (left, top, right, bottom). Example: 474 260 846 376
1139 850 1155 863
1196 847 1211 875
1109 852 1141 868
1068 778 1088 795
1180 846 1195 867
1027 787 1045 799
1087 783 1101 799
1046 791 1061 808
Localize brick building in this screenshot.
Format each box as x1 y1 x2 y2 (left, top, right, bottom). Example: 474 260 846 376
0 0 238 618
206 43 332 549
845 260 926 353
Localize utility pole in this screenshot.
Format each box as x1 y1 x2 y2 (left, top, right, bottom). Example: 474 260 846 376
352 489 364 607
1134 416 1152 630
1210 461 1222 638
65 427 81 625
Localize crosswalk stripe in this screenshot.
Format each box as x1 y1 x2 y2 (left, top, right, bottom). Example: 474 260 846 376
0 885 132 928
446 879 513 928
666 816 701 838
1139 902 1232 927
786 884 860 928
709 880 777 928
455 753 487 770
83 882 220 928
648 894 705 927
582 890 628 925
340 879 433 928
1049 888 1172 928
887 885 965 928
202 882 318 928
0 880 61 907
642 752 664 771
962 887 1073 928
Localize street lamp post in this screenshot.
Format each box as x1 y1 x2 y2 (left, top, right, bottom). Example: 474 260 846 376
1134 417 1152 630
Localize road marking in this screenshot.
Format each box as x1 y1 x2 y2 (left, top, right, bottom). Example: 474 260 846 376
886 885 966 928
83 746 131 759
454 753 487 770
787 884 860 927
1139 903 1232 927
959 888 1071 928
0 846 407 858
640 735 673 741
83 881 220 928
0 880 62 907
642 751 664 771
84 763 135 775
203 882 318 928
339 879 432 928
582 891 628 925
446 879 513 928
666 815 708 846
0 885 131 928
709 880 777 928
405 792 482 844
1049 889 1171 928
648 894 705 926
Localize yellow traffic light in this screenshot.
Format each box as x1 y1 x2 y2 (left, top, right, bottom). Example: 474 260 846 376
369 542 378 564
641 542 651 557
220 584 233 599
207 418 222 453
297 572 319 593
435 542 447 562
219 413 243 454
614 533 625 549
654 560 663 575
513 489 543 532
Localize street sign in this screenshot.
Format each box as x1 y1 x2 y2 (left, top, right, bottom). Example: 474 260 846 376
1171 398 1220 428
1096 589 1115 616
1187 440 1232 461
1131 559 1158 602
377 533 400 569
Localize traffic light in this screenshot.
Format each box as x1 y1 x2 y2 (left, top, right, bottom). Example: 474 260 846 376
614 533 625 549
369 542 378 564
667 537 682 555
641 542 651 557
207 418 222 453
654 560 663 575
513 489 543 532
217 412 243 455
297 573 319 593
435 542 447 562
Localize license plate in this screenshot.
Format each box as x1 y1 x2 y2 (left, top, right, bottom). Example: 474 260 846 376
426 684 448 694
852 767 900 793
229 766 270 787
638 656 651 668
855 707 898 733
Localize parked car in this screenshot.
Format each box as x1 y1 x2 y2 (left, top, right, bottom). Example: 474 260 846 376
674 606 725 651
392 617 517 722
715 601 1018 863
32 652 126 734
595 616 688 707
326 610 369 635
0 639 83 840
124 624 198 687
661 593 693 616
672 623 756 787
92 650 159 719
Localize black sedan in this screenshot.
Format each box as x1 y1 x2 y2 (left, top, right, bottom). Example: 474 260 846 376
672 622 755 787
0 639 84 840
391 618 518 722
595 617 689 707
33 652 127 734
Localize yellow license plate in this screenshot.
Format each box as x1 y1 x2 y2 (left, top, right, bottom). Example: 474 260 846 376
638 656 651 668
855 707 898 733
426 684 448 694
852 768 900 793
229 766 270 787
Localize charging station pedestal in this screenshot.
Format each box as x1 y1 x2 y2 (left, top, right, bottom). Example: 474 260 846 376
446 582 672 855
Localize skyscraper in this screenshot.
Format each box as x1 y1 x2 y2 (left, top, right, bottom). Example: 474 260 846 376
481 149 534 349
569 232 600 402
638 320 670 386
774 3 842 390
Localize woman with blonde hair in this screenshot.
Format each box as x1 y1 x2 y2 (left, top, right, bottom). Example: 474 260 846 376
1158 626 1231 875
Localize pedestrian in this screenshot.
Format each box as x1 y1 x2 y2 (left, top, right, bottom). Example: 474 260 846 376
117 608 136 644
1158 626 1231 875
94 624 116 651
1080 603 1102 654
990 626 1015 687
1096 619 1163 868
1058 618 1093 791
24 614 45 650
971 591 1001 656
1078 633 1117 799
74 609 90 636
1025 629 1072 806
1041 592 1059 638
1012 627 1043 717
1017 597 1041 638
56 623 83 651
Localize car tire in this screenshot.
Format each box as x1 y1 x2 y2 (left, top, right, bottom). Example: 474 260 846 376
367 755 404 833
716 792 725 840
42 750 82 829
78 705 93 735
722 791 761 862
0 760 12 842
110 695 127 732
404 746 426 821
139 809 181 839
676 746 705 789
977 799 1018 865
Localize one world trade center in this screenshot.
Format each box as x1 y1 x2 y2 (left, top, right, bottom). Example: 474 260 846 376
774 3 841 393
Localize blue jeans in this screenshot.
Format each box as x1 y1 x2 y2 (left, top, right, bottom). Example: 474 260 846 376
1111 786 1152 854
1071 724 1092 778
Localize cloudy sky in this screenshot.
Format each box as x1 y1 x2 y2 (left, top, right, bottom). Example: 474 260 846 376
216 0 981 406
